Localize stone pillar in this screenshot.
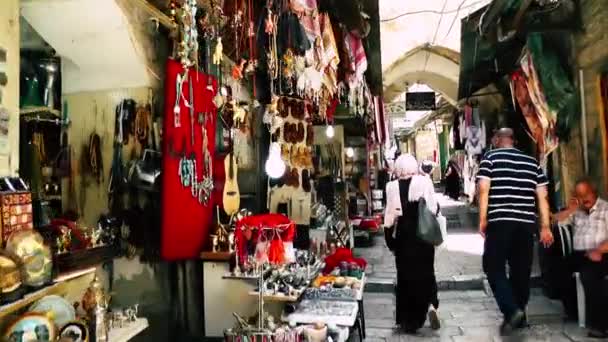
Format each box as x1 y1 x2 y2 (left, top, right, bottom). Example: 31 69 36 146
0 0 19 175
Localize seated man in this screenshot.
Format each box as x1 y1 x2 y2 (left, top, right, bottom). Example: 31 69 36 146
554 179 608 338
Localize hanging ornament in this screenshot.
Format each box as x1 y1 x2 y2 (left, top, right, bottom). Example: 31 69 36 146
232 59 247 81
212 37 223 65
244 59 257 76
264 9 275 34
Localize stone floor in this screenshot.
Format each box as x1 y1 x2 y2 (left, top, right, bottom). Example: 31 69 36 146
362 290 598 342
357 193 540 291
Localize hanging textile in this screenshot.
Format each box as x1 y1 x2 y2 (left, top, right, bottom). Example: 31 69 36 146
464 104 473 127
510 70 547 161
527 33 577 138
290 0 321 43
518 50 559 161
319 13 340 95
161 59 217 260
277 11 311 56
463 155 480 204
452 113 463 150
344 32 367 85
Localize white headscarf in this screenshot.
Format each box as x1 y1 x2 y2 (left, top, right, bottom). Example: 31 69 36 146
393 154 418 179
384 154 440 228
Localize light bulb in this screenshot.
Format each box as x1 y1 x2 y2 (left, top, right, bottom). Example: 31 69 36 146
345 147 355 158
265 143 286 179
325 125 335 138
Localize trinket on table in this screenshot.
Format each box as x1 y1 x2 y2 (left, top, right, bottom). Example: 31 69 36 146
81 275 110 316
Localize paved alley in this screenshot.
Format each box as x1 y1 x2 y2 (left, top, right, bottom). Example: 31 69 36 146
362 289 595 342
357 193 486 290
357 193 541 291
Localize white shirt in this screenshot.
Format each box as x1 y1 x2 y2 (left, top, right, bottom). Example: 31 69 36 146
565 198 608 251
384 175 439 228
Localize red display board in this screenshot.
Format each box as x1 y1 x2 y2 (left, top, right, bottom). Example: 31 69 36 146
161 59 217 260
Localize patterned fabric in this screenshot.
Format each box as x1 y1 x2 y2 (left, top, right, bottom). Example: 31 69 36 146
519 50 559 163
344 32 367 84
477 148 548 224
319 13 339 94
290 0 321 42
511 70 546 160
563 198 608 251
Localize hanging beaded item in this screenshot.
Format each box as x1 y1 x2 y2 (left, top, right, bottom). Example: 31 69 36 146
173 0 199 128
198 117 214 205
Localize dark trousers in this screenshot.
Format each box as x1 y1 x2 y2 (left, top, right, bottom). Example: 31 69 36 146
483 222 534 319
579 255 608 331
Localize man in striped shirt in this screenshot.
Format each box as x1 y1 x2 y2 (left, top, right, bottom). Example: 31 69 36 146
477 128 554 336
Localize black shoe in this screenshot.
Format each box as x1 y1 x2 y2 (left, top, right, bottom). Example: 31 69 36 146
516 313 529 329
500 310 524 336
428 309 441 330
587 329 608 339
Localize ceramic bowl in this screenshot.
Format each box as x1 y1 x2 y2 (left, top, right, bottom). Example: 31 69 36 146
304 325 327 342
3 312 56 342
30 295 76 328
58 320 89 342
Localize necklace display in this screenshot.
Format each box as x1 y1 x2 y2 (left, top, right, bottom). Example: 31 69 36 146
171 0 215 207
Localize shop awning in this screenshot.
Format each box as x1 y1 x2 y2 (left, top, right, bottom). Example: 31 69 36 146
458 5 524 100
479 0 581 36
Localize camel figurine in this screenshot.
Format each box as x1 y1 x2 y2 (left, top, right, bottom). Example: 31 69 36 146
212 37 223 65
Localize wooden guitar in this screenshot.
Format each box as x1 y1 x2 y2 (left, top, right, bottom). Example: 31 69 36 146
222 151 240 216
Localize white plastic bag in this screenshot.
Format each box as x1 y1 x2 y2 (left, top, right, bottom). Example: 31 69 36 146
436 213 448 249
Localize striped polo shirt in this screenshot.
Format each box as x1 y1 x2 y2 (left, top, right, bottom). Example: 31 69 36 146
477 148 548 224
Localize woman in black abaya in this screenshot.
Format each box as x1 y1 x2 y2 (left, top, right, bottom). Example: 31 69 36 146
384 154 440 333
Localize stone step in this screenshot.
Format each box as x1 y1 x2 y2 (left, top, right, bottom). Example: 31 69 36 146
365 274 544 293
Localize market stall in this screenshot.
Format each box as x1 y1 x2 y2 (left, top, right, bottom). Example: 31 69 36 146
0 0 382 339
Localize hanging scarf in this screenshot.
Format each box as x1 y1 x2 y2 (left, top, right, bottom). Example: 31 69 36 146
88 133 103 184
344 32 367 84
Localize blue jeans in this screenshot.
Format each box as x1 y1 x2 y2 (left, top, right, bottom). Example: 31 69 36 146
483 222 534 319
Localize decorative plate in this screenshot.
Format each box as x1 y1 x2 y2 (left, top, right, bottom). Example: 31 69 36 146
0 250 22 293
30 295 76 328
3 312 56 342
58 320 89 342
5 230 53 287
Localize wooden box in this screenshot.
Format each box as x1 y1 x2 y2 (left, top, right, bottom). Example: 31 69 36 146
0 179 33 246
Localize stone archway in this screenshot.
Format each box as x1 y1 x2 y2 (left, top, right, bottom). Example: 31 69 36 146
383 45 460 105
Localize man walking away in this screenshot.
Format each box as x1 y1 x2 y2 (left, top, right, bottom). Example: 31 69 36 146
477 128 554 336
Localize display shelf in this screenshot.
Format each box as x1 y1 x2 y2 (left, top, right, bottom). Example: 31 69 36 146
20 106 61 118
108 318 149 342
247 291 302 302
200 251 231 261
54 245 118 273
281 300 359 327
53 266 97 283
222 274 259 280
0 267 96 319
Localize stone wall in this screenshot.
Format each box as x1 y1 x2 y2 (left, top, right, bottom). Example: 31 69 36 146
0 0 19 175
560 0 608 197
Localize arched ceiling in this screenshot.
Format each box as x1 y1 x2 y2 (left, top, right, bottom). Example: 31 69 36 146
383 45 460 105
20 0 155 94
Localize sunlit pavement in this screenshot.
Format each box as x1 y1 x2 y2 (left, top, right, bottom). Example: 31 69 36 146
361 290 591 342
355 192 580 341
356 192 485 290
356 192 540 291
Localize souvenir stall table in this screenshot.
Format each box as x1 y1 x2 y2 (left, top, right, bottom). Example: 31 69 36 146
202 214 367 341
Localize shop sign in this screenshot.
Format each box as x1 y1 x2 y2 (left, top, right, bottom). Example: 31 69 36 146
406 92 436 111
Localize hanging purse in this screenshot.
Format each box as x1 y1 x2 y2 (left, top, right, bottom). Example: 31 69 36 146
384 224 396 251
416 198 443 246
53 132 71 178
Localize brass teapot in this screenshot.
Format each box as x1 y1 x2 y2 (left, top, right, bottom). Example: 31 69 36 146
82 275 110 315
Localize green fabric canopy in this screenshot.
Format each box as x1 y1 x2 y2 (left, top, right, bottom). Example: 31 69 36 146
527 33 577 139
